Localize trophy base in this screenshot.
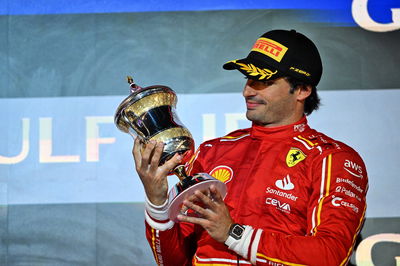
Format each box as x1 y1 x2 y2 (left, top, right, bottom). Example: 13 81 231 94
168 173 227 222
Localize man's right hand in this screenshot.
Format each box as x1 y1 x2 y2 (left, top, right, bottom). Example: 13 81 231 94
132 137 182 206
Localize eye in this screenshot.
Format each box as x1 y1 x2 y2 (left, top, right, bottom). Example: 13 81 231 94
262 80 275 86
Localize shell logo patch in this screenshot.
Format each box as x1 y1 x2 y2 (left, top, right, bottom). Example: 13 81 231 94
209 166 233 183
286 148 306 167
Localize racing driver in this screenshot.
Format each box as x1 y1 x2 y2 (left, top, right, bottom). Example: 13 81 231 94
133 29 368 266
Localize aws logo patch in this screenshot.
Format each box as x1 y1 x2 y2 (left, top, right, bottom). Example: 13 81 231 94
209 166 233 184
286 148 306 167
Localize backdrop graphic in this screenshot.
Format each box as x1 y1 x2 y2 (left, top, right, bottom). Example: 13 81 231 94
0 0 399 265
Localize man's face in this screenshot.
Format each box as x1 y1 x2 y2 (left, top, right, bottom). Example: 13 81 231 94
242 77 299 127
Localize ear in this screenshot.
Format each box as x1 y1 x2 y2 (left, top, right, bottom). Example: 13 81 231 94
296 85 312 102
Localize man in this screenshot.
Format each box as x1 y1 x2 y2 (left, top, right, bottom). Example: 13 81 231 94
133 29 368 265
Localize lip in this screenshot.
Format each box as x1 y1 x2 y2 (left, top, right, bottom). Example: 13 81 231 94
246 101 262 109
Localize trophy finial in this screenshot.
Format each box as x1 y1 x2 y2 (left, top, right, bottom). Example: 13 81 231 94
127 76 134 84
127 76 143 93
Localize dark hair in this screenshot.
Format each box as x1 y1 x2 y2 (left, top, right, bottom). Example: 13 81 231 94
285 76 321 116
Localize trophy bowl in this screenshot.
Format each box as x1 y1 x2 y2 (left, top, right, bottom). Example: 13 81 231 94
115 77 227 222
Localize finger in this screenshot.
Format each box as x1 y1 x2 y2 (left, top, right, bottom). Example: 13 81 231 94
182 199 211 218
183 189 211 207
140 140 157 168
149 142 164 172
185 191 201 202
209 185 224 203
180 192 201 213
177 213 206 226
159 153 183 175
180 205 188 214
194 189 214 207
133 137 143 169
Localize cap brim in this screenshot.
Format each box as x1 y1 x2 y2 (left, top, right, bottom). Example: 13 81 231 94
223 58 284 81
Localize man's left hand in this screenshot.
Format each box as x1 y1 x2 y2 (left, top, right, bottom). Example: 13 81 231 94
177 184 233 243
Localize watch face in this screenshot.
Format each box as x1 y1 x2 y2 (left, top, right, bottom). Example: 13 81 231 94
230 224 245 240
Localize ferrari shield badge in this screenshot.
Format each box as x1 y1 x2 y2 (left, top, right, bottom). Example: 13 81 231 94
286 148 306 167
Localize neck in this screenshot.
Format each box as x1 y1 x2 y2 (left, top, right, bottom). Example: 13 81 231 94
257 112 305 128
250 116 309 140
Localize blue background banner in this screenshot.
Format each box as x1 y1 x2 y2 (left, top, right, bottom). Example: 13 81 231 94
1 0 400 24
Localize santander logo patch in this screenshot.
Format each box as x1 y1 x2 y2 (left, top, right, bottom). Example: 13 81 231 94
275 175 294 190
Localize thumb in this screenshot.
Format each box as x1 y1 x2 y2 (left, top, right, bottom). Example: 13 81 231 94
160 153 183 175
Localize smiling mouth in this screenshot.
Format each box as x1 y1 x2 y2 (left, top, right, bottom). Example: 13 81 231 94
245 99 265 109
246 102 260 109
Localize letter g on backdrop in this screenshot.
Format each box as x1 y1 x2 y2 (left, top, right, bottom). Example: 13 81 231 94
352 0 400 32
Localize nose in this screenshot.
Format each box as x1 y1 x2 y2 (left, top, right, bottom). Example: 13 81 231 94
243 79 257 97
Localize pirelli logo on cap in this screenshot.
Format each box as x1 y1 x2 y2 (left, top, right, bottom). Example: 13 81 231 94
252 38 288 62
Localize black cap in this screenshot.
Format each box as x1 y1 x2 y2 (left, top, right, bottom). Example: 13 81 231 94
223 29 323 86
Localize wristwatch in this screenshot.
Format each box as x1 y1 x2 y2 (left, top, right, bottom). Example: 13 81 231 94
228 223 245 240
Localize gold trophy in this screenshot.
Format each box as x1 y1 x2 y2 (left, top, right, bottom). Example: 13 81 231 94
115 77 227 221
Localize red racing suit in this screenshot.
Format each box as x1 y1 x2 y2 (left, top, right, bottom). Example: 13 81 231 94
144 117 368 266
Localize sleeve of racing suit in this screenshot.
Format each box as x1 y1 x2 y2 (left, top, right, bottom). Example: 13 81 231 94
226 150 368 266
144 146 206 266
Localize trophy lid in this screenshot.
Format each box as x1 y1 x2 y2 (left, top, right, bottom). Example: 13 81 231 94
114 76 195 166
114 77 177 133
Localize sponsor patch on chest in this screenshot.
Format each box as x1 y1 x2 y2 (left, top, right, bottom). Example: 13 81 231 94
265 197 291 213
286 148 306 167
343 159 364 179
209 165 233 183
